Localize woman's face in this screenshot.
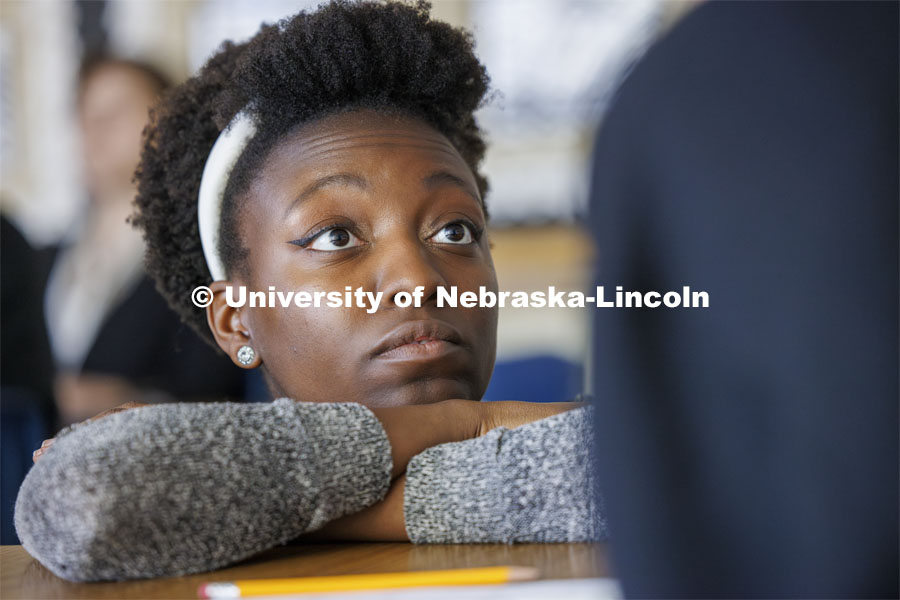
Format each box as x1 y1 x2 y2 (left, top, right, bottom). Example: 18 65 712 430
79 64 159 202
217 110 498 407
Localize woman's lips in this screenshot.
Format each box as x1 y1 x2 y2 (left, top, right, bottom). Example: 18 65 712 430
371 320 464 362
376 337 460 361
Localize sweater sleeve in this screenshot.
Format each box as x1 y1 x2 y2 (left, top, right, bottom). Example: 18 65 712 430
14 399 392 582
403 406 606 543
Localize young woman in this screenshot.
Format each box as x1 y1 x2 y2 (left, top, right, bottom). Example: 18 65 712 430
16 0 603 582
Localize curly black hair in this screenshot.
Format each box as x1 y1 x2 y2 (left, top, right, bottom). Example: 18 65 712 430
132 0 491 347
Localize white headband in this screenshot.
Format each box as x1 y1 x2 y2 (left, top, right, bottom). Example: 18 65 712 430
197 111 256 281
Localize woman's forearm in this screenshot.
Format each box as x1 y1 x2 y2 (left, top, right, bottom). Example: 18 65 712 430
15 400 394 582
404 406 607 544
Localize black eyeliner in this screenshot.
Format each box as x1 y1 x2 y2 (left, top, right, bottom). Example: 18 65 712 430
289 223 351 248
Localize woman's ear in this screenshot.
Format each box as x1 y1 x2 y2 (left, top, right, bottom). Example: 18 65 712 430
206 280 261 369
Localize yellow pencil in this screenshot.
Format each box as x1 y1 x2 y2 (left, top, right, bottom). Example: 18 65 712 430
197 565 540 598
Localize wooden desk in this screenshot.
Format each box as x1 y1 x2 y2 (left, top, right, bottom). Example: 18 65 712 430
1 543 608 599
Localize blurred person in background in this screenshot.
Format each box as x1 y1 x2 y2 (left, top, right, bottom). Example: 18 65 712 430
43 55 245 425
589 1 897 597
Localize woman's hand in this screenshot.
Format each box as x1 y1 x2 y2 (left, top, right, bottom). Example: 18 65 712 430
32 401 148 463
475 400 585 436
368 399 584 479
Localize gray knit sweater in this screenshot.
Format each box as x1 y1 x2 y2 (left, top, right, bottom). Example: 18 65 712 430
14 400 603 582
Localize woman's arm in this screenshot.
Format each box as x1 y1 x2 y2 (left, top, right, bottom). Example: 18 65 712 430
403 406 606 543
16 399 576 581
304 404 603 544
15 399 480 582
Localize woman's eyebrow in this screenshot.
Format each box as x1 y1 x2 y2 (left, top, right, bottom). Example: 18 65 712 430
285 172 368 216
423 171 480 204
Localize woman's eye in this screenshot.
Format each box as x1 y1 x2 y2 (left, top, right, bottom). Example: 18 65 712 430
432 222 476 245
307 227 363 251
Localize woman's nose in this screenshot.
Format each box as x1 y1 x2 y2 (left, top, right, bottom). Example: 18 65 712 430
374 237 446 309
